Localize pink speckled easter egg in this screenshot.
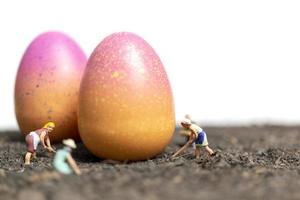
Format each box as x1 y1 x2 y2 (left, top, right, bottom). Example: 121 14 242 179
15 31 87 142
78 32 175 161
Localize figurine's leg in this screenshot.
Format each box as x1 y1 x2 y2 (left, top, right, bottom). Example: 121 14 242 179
205 146 214 156
32 152 37 159
195 146 200 159
25 152 32 165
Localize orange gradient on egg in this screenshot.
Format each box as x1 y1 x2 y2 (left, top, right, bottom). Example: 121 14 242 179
78 32 175 161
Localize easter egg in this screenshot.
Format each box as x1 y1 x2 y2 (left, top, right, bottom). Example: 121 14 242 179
78 32 175 161
15 31 87 142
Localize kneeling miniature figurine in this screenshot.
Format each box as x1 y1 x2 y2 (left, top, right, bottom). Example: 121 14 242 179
172 118 216 159
53 139 81 175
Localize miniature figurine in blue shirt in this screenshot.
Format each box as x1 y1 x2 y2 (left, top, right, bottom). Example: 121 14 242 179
53 139 81 175
172 118 216 159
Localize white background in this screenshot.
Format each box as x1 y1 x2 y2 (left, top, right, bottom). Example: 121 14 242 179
1 0 300 129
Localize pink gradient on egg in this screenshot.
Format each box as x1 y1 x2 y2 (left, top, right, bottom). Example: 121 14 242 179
19 31 86 79
83 32 172 100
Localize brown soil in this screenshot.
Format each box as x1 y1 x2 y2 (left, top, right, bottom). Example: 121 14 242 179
1 125 300 200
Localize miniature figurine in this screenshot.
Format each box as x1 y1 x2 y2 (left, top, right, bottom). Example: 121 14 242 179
172 118 216 159
24 122 56 166
53 139 81 175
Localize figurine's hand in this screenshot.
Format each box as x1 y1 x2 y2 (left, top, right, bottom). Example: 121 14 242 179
47 147 56 153
188 139 194 145
75 170 82 176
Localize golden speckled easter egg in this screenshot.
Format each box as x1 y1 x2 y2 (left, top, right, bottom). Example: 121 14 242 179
78 32 175 161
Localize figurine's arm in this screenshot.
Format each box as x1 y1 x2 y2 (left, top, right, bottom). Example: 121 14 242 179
45 136 55 152
40 132 47 149
188 131 196 144
66 154 81 175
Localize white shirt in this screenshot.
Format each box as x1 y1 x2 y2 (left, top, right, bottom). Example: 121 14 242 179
189 124 203 138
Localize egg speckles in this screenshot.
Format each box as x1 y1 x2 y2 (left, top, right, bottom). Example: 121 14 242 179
15 31 87 142
78 32 175 161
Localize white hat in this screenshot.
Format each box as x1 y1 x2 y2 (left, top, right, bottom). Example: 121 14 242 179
184 114 192 120
181 118 192 125
63 139 77 149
